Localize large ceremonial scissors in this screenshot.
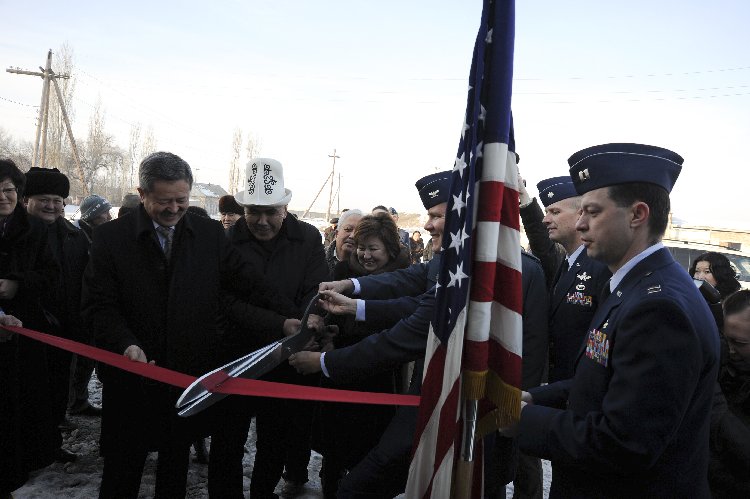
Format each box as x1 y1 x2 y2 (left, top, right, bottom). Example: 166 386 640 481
176 293 321 417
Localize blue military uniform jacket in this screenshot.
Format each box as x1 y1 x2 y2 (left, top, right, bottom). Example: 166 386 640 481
548 249 610 382
521 198 610 383
519 248 720 498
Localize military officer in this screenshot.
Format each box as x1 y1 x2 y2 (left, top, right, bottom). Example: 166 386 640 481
507 143 720 498
519 175 610 383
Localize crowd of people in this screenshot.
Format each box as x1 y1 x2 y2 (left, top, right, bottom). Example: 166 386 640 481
1 141 748 499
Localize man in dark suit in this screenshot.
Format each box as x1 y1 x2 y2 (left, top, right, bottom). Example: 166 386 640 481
82 152 296 498
507 143 720 498
518 174 610 384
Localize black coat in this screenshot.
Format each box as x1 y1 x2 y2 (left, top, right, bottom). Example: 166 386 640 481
709 362 750 497
317 247 411 469
520 248 719 498
0 204 60 492
46 216 90 341
224 215 329 375
82 207 296 453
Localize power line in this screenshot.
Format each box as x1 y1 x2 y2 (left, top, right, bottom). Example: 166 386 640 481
0 95 39 107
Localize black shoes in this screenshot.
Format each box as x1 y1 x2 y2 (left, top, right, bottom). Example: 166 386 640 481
55 448 78 463
58 417 78 432
69 404 102 417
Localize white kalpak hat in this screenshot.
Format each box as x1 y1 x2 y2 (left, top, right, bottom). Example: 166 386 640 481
234 158 293 207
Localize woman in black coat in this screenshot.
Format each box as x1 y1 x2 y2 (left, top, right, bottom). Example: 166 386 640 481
318 213 411 498
0 159 60 496
709 289 750 497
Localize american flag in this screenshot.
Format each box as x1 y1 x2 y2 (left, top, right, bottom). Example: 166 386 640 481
406 0 522 497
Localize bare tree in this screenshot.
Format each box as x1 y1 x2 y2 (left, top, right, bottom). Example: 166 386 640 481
245 132 262 165
78 99 121 195
125 122 142 192
228 128 242 194
141 125 157 158
47 43 77 172
0 128 33 170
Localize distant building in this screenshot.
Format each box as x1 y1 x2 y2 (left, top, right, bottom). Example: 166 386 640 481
190 183 229 216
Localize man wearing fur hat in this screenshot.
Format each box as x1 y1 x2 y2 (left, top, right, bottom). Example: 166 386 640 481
218 194 244 229
23 166 91 463
211 158 328 499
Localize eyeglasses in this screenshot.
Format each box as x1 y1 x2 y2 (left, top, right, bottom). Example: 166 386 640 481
245 208 284 220
0 187 17 196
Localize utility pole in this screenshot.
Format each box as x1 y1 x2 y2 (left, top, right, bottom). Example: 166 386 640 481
7 50 88 194
326 149 339 223
336 172 341 214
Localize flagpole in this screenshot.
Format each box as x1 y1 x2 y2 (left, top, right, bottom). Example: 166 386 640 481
453 398 479 498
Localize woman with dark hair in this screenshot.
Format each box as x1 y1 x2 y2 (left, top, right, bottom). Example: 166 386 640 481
690 251 741 299
316 213 410 498
709 289 750 497
0 159 61 498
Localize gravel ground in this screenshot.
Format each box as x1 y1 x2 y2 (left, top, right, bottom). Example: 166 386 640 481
15 373 550 498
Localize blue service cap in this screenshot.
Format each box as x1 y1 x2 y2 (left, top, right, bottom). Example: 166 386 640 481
568 143 683 194
415 171 451 210
536 176 578 208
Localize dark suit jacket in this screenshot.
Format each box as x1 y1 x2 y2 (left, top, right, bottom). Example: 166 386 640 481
548 250 610 382
82 207 294 452
521 198 610 382
520 250 549 390
519 248 720 498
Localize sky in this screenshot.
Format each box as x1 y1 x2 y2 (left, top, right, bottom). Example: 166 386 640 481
2 0 749 228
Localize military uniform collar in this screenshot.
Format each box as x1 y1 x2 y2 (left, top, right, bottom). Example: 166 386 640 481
567 244 585 269
609 242 664 292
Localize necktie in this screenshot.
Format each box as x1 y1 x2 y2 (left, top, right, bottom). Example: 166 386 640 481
156 225 174 261
600 279 612 303
553 259 570 294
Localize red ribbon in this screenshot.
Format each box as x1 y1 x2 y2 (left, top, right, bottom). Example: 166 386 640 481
3 325 420 407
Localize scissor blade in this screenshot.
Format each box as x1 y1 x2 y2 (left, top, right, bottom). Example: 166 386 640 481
177 342 285 417
177 293 322 417
176 342 278 409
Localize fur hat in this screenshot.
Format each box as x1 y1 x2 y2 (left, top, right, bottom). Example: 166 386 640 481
24 167 70 198
218 195 244 215
80 194 112 222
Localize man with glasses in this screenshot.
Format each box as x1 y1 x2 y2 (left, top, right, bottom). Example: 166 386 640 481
23 167 90 463
213 158 328 499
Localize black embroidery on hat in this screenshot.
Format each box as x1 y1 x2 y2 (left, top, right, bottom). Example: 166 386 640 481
248 163 258 194
263 163 277 195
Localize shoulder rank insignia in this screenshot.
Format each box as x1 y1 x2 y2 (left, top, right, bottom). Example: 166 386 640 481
577 272 591 281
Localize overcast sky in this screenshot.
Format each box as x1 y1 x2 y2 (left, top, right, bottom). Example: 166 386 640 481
2 0 749 228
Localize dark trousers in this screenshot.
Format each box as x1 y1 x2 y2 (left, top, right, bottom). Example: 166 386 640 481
336 406 416 499
98 440 190 498
513 452 543 499
250 397 313 498
47 346 72 426
68 354 96 411
207 397 254 499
